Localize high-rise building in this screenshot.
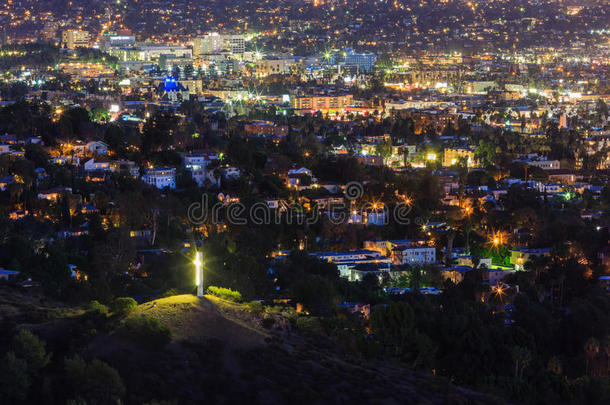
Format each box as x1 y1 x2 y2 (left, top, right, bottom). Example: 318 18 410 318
193 33 224 56
225 35 245 54
343 49 376 72
61 29 90 49
193 33 245 57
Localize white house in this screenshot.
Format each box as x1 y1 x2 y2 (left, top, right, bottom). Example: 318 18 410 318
309 250 392 281
514 154 560 170
84 158 111 172
485 267 515 285
392 246 436 265
220 166 240 179
287 167 314 177
182 152 218 171
85 141 109 155
191 168 218 187
142 167 176 189
183 153 219 186
111 159 140 177
311 250 383 262
286 167 317 189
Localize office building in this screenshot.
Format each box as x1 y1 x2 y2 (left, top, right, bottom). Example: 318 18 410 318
61 30 90 49
193 33 245 57
343 50 376 72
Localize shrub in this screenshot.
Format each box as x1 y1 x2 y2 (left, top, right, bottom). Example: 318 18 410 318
83 301 109 322
110 297 138 317
85 359 125 404
264 305 294 316
63 355 125 405
206 286 242 302
85 300 108 315
11 329 51 375
160 288 180 298
295 316 324 335
119 316 172 348
0 352 30 402
247 301 264 314
292 275 339 316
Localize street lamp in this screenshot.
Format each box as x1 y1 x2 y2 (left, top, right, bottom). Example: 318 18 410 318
490 231 504 248
194 251 203 297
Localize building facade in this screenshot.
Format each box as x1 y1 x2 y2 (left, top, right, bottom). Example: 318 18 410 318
61 30 90 49
143 168 176 189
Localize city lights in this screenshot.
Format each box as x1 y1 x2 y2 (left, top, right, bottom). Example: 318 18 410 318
0 1 607 402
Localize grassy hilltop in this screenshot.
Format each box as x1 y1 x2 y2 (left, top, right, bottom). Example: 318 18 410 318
0 287 507 404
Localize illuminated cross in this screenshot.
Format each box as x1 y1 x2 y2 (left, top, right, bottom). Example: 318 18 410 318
194 251 203 297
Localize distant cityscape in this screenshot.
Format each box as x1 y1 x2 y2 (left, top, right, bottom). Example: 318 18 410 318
0 1 609 404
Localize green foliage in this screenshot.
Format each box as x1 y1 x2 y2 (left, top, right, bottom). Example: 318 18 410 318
247 300 264 314
292 274 339 316
11 329 51 375
0 100 54 141
0 44 60 70
371 302 436 368
141 112 178 155
264 305 294 316
119 316 172 348
110 297 138 317
295 316 324 335
0 352 30 401
85 359 125 405
512 346 532 379
64 355 125 405
408 264 443 289
313 156 366 183
64 355 87 388
0 81 28 100
83 300 109 322
206 285 243 302
371 301 414 353
24 143 50 168
375 138 393 159
276 251 340 295
160 288 180 298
